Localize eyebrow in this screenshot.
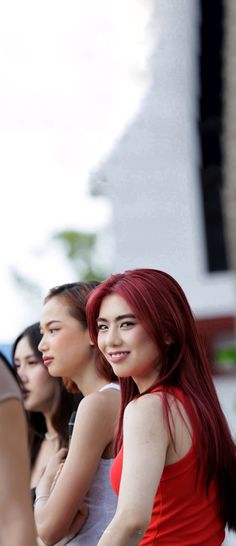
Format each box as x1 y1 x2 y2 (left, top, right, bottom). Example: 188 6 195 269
14 353 37 362
96 313 136 323
40 320 62 329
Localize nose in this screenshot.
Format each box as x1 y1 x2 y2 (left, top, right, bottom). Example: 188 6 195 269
17 367 28 384
104 325 122 347
38 334 47 353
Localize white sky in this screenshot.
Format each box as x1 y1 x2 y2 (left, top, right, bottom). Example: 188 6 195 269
0 0 153 342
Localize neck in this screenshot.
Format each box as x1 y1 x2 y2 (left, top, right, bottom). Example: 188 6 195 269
44 413 58 439
71 356 111 396
133 369 160 394
75 375 111 396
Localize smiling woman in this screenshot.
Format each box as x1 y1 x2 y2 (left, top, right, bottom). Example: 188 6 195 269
97 293 160 390
86 268 236 546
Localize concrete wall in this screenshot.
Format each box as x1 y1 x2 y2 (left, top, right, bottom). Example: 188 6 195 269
91 0 235 320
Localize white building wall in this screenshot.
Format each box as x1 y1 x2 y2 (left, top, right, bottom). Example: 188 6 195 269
91 0 235 319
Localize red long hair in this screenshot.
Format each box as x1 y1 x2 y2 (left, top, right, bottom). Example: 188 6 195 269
86 268 236 530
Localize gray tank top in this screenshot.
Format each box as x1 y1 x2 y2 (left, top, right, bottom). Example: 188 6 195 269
65 383 119 545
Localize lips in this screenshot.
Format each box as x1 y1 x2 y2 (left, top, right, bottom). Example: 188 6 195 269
22 389 30 398
108 351 130 363
43 357 54 366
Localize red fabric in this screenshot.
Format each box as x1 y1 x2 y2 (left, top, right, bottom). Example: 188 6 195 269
110 387 225 545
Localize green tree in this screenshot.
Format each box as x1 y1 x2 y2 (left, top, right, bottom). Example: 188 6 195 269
52 229 106 281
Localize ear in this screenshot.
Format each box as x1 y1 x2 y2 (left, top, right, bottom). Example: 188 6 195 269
88 335 95 347
85 328 95 347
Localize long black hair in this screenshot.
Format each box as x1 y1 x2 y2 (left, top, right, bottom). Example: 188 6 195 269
12 322 79 468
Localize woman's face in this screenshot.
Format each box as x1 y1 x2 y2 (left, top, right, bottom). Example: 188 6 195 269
14 336 57 413
39 297 92 380
97 293 161 390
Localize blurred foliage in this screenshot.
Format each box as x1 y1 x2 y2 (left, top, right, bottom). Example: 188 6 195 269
52 229 106 281
10 267 43 301
215 346 236 367
11 229 106 305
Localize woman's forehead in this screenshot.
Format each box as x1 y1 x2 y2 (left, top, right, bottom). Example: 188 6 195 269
98 293 133 318
40 297 70 324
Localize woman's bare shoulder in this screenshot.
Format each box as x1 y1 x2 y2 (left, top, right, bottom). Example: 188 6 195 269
126 392 164 416
74 387 120 427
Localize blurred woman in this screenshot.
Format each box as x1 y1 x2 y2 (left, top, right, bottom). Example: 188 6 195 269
34 282 120 546
0 351 37 546
86 268 236 546
12 322 78 499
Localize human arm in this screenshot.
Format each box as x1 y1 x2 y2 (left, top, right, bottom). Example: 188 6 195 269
97 393 169 546
36 447 68 496
35 391 117 545
35 448 89 541
0 398 37 546
50 461 64 492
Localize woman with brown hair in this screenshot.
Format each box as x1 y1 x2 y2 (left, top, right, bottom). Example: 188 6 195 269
34 282 120 546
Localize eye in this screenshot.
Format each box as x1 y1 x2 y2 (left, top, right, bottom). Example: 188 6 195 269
28 360 40 366
97 323 108 331
120 321 136 328
49 327 60 334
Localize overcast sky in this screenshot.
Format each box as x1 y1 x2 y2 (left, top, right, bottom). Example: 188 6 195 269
0 0 153 341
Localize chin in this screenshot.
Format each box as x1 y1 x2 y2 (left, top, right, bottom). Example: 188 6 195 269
112 367 131 378
24 402 40 412
23 402 32 411
47 365 61 378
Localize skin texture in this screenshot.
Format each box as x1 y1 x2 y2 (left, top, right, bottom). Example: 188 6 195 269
0 392 37 546
96 294 192 546
14 336 57 413
38 298 93 383
34 296 120 545
97 293 161 392
13 335 61 489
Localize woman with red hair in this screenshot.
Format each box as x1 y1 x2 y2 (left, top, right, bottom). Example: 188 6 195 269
34 282 120 546
86 268 236 545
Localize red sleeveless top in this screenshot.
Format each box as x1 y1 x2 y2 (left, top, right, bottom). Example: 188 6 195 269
110 387 225 545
